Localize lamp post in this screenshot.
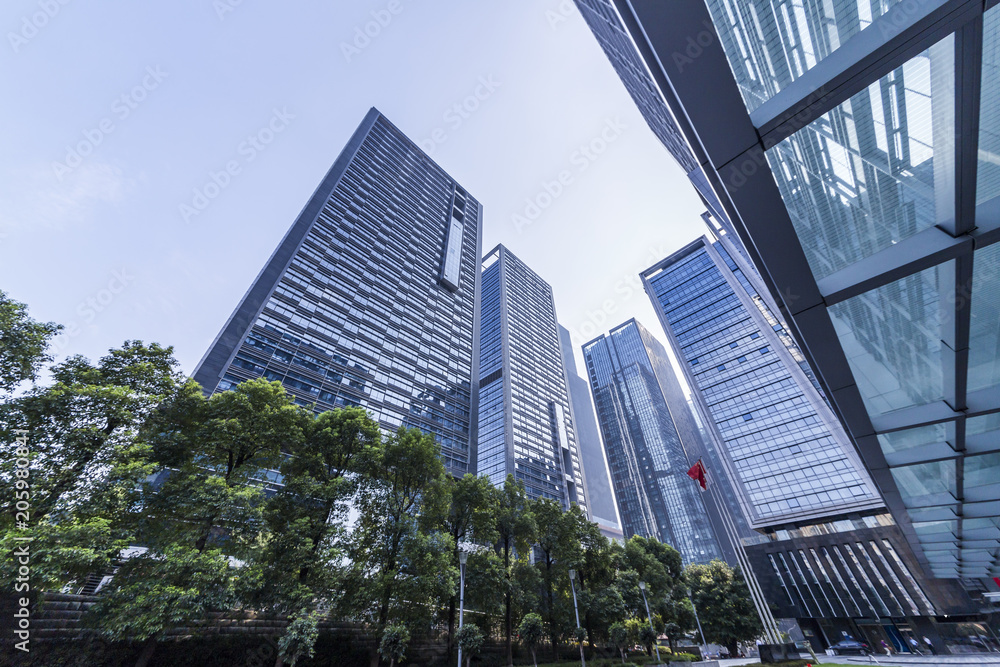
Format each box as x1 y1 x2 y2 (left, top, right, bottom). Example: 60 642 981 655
687 588 707 653
638 581 661 664
568 569 586 667
457 550 468 667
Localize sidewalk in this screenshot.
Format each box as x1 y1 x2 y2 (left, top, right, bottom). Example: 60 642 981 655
713 653 1000 666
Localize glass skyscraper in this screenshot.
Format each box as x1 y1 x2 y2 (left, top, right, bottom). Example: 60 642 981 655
583 319 723 565
477 245 589 514
643 238 883 528
193 108 481 477
582 0 1000 594
560 325 619 530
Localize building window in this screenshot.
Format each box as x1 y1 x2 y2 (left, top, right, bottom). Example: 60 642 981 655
759 347 770 354
717 364 726 371
743 413 753 421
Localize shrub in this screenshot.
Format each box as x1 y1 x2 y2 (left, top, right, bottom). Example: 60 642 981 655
378 623 409 667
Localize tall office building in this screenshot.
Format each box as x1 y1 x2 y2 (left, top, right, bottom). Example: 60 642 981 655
582 0 1000 594
193 108 482 477
559 325 619 531
577 0 992 649
477 245 589 515
583 319 723 565
643 234 973 648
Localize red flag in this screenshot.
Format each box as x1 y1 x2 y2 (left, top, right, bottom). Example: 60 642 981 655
687 460 707 490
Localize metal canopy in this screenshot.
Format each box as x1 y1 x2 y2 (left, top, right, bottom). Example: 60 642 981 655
615 0 999 579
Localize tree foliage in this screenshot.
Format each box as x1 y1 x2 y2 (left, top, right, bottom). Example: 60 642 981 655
0 289 61 394
686 560 763 657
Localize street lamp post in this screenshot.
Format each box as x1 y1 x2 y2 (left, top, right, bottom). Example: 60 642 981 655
568 569 586 667
457 550 468 667
688 588 707 654
638 581 661 664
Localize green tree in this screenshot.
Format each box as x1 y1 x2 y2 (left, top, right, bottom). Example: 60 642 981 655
608 621 630 664
277 609 322 667
518 612 545 667
256 406 381 616
456 623 484 667
443 474 498 658
572 512 618 643
0 342 183 597
0 289 61 394
0 341 182 530
86 545 236 667
494 474 536 666
378 623 410 667
141 378 306 557
344 427 456 665
464 548 506 637
532 497 582 660
686 560 763 658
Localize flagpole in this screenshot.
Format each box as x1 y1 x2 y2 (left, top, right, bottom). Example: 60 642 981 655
691 460 782 645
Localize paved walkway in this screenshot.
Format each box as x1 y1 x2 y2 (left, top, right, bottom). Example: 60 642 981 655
710 653 1000 666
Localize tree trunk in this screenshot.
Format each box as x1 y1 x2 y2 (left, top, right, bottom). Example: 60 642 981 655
504 542 513 666
447 593 457 660
135 637 157 667
727 641 738 659
274 653 285 667
531 648 537 667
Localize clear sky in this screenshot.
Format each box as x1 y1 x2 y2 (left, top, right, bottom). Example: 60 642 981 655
1 0 708 379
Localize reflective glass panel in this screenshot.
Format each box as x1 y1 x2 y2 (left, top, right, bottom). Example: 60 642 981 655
706 0 907 112
830 262 948 416
969 243 1000 394
876 422 953 454
891 460 956 504
978 6 1000 203
964 453 1000 493
768 37 954 280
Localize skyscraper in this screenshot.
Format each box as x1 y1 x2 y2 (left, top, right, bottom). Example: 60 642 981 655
579 0 1000 595
644 238 883 527
643 233 973 646
583 319 723 565
477 245 589 515
193 108 481 477
559 324 619 531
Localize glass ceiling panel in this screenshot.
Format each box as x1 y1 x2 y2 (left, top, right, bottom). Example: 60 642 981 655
705 0 908 112
830 262 948 417
767 36 954 281
877 422 953 454
978 6 1000 204
965 453 1000 494
891 460 955 505
969 243 1000 394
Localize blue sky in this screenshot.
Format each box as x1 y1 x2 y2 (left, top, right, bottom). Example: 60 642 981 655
1 0 708 378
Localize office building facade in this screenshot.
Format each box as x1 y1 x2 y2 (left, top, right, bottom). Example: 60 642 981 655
193 108 482 477
477 245 589 514
583 319 724 565
588 0 1000 592
643 234 976 649
560 324 619 529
